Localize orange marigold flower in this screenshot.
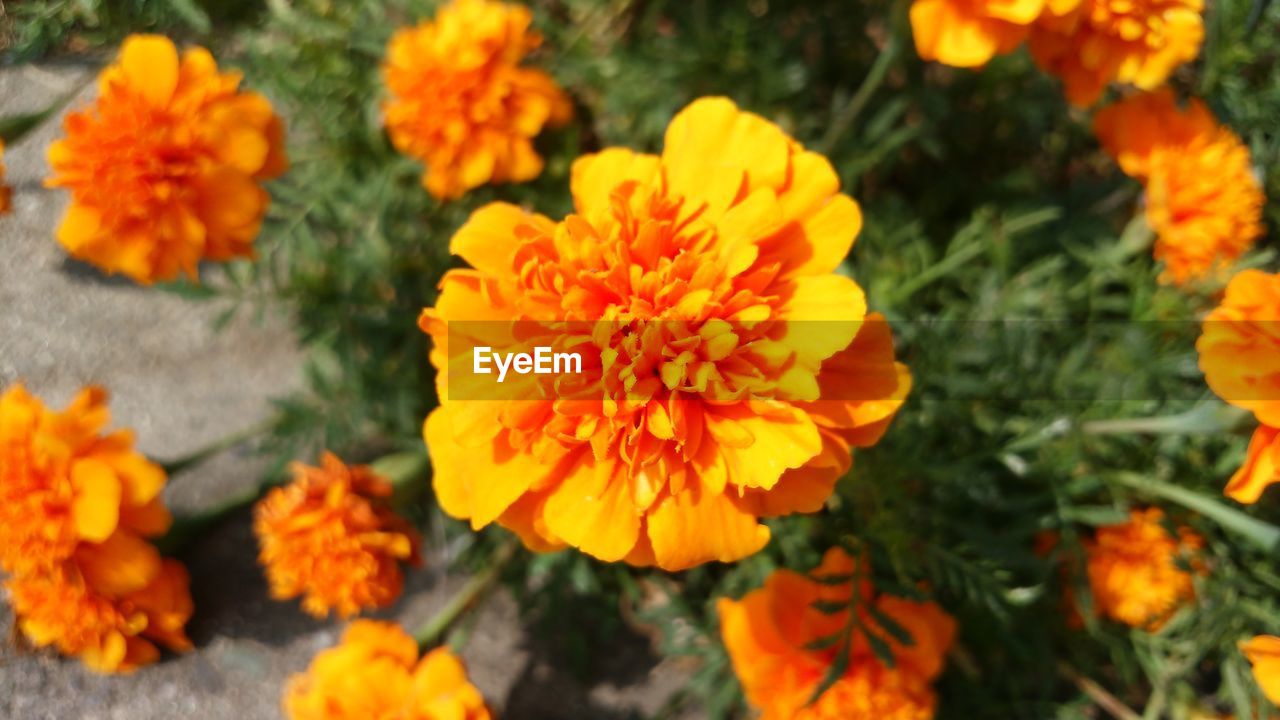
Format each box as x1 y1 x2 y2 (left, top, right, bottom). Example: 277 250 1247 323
0 384 172 577
0 139 12 214
7 557 194 673
284 620 493 720
420 97 911 571
718 548 956 720
1029 0 1204 105
0 383 192 672
1083 508 1202 630
910 0 1078 68
1197 270 1280 428
254 452 422 618
1224 425 1280 504
1095 90 1264 285
1241 635 1280 707
382 0 572 200
46 34 287 284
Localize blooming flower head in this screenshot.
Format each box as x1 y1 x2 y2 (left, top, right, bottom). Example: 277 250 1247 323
1198 270 1280 427
420 97 911 571
284 620 492 720
0 384 172 577
254 452 422 618
911 0 1078 68
382 0 572 200
1083 508 1202 630
0 139 11 214
718 548 956 720
7 556 194 673
0 383 192 672
47 34 287 284
1241 635 1280 707
1095 90 1264 285
1029 0 1204 105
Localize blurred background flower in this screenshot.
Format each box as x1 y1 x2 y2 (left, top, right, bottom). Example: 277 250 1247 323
45 34 286 284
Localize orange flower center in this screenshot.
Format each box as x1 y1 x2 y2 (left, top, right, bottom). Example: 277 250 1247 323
491 180 809 484
60 104 209 228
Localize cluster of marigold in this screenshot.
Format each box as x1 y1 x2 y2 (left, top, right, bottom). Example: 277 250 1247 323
0 0 1276 717
914 0 1264 287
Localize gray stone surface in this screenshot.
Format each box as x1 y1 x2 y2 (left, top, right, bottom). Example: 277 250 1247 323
0 63 697 720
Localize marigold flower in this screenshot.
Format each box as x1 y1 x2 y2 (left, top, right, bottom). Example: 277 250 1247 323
254 453 422 618
1241 635 1280 706
7 558 194 673
420 97 911 570
284 620 493 720
0 139 12 214
910 0 1077 68
1197 270 1280 428
0 383 192 672
1029 0 1204 105
0 384 172 577
382 0 572 200
1095 90 1264 285
718 548 956 720
46 34 287 284
1083 508 1202 630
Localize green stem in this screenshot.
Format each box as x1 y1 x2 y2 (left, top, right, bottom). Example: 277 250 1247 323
817 15 902 154
1111 472 1280 552
887 242 985 305
1082 403 1250 436
1059 663 1141 720
0 74 95 145
414 539 519 650
160 417 275 477
154 481 268 556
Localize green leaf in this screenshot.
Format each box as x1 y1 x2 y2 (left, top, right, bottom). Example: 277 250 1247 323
810 599 849 615
866 604 916 647
165 0 213 33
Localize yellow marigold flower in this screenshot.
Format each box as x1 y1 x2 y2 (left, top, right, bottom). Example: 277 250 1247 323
1029 0 1204 105
7 557 194 673
254 452 422 618
0 384 172 577
284 620 493 720
420 97 911 571
910 0 1077 68
382 0 572 200
1095 90 1264 285
1241 635 1280 706
1197 270 1280 429
1084 508 1202 630
1224 425 1280 504
46 34 287 284
0 139 11 214
718 548 956 720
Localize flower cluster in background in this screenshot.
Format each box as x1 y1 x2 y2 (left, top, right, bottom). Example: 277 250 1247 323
911 0 1204 105
382 0 572 200
0 0 1277 716
1095 90 1264 285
